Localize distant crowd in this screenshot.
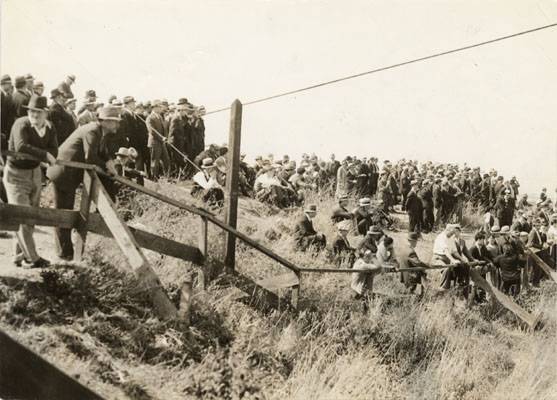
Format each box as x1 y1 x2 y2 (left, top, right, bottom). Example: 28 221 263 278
1 73 555 307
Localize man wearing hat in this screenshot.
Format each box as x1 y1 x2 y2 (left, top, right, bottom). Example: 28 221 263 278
12 76 31 118
1 75 16 141
398 232 430 295
352 197 372 236
23 74 34 97
48 88 76 145
4 95 58 268
32 81 44 97
191 157 225 206
405 180 423 234
119 96 150 178
331 220 356 268
331 195 353 224
191 104 206 162
418 179 434 232
65 98 78 125
167 100 193 174
47 106 121 261
146 100 170 180
496 189 515 227
356 225 384 257
293 204 326 252
57 75 75 99
77 97 98 126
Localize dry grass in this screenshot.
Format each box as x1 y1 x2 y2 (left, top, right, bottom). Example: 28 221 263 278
1 181 556 399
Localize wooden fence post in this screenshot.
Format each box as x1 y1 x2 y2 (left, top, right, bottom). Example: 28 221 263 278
198 216 208 289
224 99 242 272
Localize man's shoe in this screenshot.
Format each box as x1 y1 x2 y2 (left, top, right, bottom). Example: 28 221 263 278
58 254 74 262
23 257 51 269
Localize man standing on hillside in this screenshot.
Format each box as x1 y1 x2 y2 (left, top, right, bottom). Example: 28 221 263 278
146 99 170 180
48 89 76 145
4 95 58 268
12 76 31 118
47 106 121 261
405 180 423 234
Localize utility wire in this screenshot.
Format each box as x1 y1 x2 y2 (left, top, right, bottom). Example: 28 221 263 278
205 22 557 116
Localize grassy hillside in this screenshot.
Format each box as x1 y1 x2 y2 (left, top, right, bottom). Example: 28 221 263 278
1 181 556 400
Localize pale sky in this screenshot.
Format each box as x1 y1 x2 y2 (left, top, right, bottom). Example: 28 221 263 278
2 0 556 196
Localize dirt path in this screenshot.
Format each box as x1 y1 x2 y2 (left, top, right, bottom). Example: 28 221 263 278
0 227 60 282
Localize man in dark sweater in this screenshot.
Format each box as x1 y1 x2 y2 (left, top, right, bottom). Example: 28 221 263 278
4 95 58 268
47 106 120 260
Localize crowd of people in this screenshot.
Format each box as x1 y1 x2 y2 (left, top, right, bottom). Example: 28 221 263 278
1 72 556 308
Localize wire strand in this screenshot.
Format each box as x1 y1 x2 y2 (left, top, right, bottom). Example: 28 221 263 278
205 22 557 116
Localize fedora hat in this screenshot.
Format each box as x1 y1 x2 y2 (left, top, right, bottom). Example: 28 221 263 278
408 232 420 241
201 157 215 169
115 147 130 157
176 97 189 105
305 204 317 213
359 197 371 206
1 74 11 85
367 225 383 235
98 106 122 121
33 81 44 89
50 88 64 99
128 147 138 159
214 156 227 173
67 74 76 82
23 95 49 112
123 96 135 104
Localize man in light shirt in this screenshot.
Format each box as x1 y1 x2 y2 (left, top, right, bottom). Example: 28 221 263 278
191 157 225 206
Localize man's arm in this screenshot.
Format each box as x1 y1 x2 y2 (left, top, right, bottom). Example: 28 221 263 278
11 122 48 161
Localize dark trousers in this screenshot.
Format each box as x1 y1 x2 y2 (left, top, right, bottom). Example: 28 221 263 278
408 212 422 233
53 183 77 259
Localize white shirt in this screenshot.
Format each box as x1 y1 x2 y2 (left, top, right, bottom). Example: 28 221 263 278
255 173 281 189
433 232 451 256
193 171 221 190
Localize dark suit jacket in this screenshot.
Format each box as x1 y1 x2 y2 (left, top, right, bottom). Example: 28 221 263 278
46 122 110 190
294 215 317 243
470 244 492 262
405 190 423 215
168 115 186 148
49 103 76 145
1 90 16 138
146 111 165 147
12 89 31 118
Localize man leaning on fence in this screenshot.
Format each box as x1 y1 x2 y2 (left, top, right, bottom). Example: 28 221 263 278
46 106 121 261
4 95 58 268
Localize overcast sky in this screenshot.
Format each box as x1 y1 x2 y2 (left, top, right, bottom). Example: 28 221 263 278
2 0 556 196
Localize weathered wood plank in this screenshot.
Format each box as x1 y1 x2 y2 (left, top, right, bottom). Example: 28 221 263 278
86 214 202 265
528 249 557 283
197 216 208 289
0 329 104 400
224 99 243 271
469 268 541 330
256 272 299 291
0 203 78 230
90 171 178 320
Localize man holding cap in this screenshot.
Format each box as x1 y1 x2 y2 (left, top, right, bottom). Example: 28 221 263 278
47 105 121 261
4 95 58 268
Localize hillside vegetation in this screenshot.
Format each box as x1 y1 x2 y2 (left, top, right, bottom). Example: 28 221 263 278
0 181 556 400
